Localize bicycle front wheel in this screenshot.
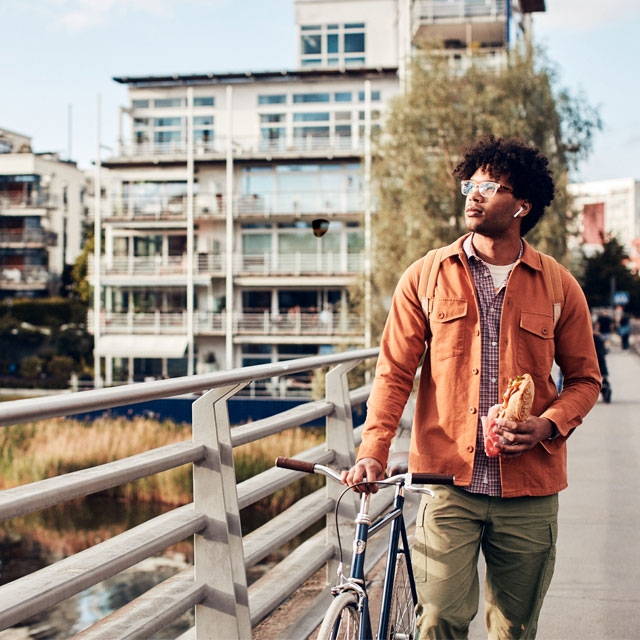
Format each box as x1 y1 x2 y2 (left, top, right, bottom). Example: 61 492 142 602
386 553 417 639
317 591 361 640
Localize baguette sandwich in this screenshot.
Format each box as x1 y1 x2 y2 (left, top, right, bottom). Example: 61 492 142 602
483 374 535 457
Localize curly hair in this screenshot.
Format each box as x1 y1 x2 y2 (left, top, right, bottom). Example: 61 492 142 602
452 135 555 236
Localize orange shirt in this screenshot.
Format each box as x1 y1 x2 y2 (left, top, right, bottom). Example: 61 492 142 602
357 235 601 497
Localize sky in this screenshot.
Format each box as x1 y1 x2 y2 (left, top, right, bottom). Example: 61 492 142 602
1 0 639 183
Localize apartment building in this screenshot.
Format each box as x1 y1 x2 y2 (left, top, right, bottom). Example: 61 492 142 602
93 0 544 388
0 127 87 299
568 178 640 271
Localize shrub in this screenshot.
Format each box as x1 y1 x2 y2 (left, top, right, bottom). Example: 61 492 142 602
20 356 45 380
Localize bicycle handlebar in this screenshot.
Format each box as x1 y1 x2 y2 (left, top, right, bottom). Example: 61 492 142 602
275 457 454 486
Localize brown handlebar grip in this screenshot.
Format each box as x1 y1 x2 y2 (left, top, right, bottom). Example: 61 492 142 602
410 473 455 485
275 457 316 474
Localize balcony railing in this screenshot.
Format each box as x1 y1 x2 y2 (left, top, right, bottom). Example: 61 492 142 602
0 265 49 287
413 0 507 22
92 252 362 279
105 191 365 220
91 310 362 337
235 310 363 336
114 134 365 161
0 195 57 211
236 252 363 275
0 229 57 246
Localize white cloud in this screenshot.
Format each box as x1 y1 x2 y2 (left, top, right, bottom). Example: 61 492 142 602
535 0 640 31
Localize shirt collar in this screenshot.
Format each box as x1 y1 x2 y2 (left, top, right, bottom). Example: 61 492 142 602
462 233 524 264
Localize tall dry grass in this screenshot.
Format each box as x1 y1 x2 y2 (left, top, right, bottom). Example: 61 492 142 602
0 416 324 510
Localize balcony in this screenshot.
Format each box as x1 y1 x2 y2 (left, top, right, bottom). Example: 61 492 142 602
0 195 57 214
90 254 224 280
236 252 363 276
0 265 49 289
111 134 365 164
105 191 365 221
91 252 361 282
91 310 362 338
412 0 509 47
235 310 363 337
0 229 57 247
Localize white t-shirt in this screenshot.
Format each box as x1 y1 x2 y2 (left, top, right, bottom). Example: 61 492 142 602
482 260 516 293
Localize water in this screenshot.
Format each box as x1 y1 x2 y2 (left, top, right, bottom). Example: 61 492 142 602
0 497 193 639
0 494 321 638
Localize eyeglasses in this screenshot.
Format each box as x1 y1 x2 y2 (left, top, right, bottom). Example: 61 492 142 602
460 180 513 199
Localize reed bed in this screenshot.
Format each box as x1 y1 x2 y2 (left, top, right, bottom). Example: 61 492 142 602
0 416 324 510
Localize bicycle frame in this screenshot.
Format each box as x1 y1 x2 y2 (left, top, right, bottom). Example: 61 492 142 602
338 482 418 639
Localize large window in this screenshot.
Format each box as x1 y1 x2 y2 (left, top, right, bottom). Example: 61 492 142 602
299 23 366 67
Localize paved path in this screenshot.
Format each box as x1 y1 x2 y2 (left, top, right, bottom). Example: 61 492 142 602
469 347 640 639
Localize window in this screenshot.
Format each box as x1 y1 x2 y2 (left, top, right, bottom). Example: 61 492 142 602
132 99 149 109
154 98 184 108
194 116 214 126
334 92 352 102
293 93 331 103
293 112 330 122
358 91 381 102
299 23 366 67
154 117 182 127
260 114 285 123
258 94 287 105
193 96 214 106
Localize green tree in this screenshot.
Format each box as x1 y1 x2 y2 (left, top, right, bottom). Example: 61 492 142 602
71 233 94 305
367 43 601 337
581 236 640 315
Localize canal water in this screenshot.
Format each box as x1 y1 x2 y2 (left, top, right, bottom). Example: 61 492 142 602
0 495 307 638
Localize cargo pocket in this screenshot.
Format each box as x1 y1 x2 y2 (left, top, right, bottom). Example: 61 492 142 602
517 311 555 378
429 298 468 361
410 494 430 583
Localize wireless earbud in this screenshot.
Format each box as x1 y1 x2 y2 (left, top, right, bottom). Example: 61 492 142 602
513 206 524 218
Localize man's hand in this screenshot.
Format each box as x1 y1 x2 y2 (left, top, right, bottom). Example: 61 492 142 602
495 416 555 458
340 457 385 494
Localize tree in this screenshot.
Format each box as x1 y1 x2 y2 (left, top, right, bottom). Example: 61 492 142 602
71 233 94 305
581 236 640 315
367 43 601 337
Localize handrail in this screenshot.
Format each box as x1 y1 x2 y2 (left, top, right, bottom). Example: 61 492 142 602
0 346 400 638
0 347 379 426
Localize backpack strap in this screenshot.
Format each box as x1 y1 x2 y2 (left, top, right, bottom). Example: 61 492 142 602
418 247 444 321
539 253 564 328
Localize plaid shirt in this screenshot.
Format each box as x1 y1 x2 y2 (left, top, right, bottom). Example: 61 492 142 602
463 235 523 496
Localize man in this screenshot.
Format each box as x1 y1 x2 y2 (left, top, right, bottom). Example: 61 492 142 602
342 136 601 639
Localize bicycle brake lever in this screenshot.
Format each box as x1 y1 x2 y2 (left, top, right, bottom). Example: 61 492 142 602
406 485 435 496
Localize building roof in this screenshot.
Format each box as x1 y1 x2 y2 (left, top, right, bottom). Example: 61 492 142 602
113 66 399 87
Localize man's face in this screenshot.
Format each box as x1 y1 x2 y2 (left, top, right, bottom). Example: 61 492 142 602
463 167 522 238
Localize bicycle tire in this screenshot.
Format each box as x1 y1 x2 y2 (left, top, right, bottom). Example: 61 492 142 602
385 553 416 640
317 591 361 640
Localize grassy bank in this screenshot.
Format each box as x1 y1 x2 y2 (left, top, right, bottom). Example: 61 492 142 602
0 416 324 510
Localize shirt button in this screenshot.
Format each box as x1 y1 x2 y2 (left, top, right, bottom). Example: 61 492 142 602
475 329 480 336
469 406 477 414
491 341 497 347
542 327 549 335
438 312 445 319
472 368 479 375
491 377 497 383
467 445 474 453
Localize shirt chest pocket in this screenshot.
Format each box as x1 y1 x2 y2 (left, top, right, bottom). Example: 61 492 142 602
429 298 468 361
518 311 555 377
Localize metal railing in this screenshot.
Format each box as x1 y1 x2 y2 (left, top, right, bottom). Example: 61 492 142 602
91 310 362 337
91 252 363 278
413 0 507 22
115 134 365 160
0 229 57 245
0 348 418 639
105 191 365 220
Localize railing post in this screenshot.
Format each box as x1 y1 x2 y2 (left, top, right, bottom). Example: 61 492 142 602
324 360 360 583
192 383 251 640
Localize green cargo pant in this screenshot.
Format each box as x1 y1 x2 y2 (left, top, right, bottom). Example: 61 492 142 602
411 485 558 640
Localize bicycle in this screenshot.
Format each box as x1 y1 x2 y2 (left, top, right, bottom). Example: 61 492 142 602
275 456 454 639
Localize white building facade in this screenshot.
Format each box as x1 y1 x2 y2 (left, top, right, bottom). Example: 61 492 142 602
0 127 88 299
568 178 640 271
92 0 543 389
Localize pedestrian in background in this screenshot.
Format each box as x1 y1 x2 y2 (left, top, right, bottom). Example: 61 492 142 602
617 313 632 350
